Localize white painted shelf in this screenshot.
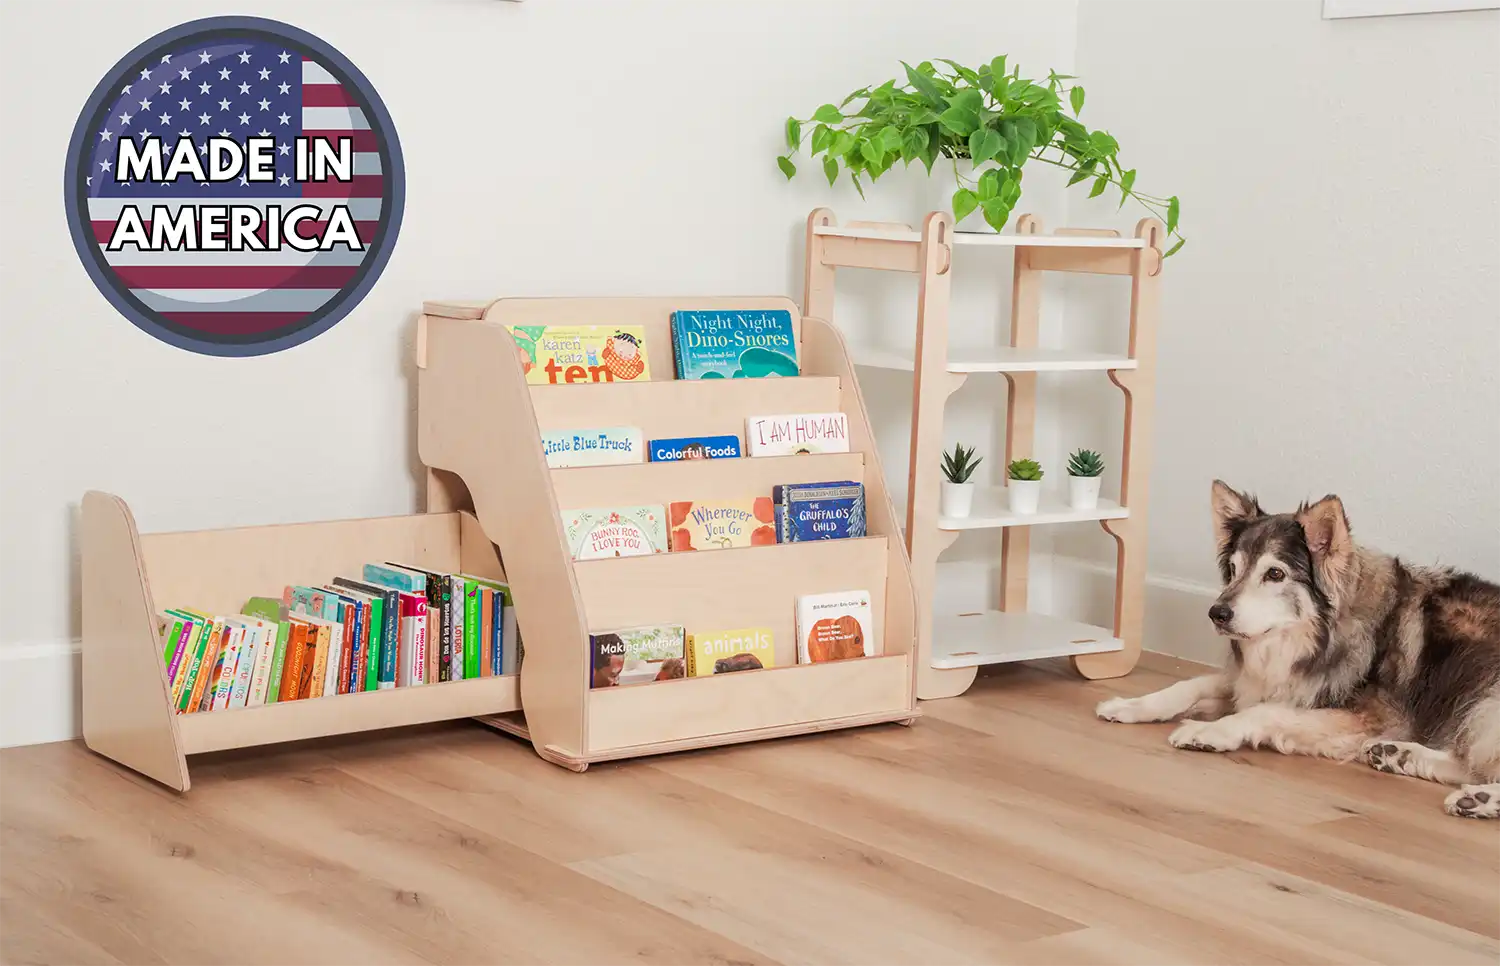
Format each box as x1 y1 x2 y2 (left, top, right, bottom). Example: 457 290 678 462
853 345 1137 374
930 610 1123 668
812 224 1146 249
940 489 1127 531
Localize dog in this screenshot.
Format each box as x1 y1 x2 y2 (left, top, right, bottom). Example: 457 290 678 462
1097 480 1500 819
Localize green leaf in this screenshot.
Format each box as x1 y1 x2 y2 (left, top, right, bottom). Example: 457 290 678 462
810 124 831 155
1089 174 1108 198
1089 131 1119 155
947 88 984 113
1069 86 1085 115
881 125 904 152
1165 237 1186 257
1012 117 1037 152
969 127 1004 165
901 126 930 161
851 172 865 199
937 59 981 85
785 117 801 152
989 55 1007 80
1066 166 1092 187
919 127 941 172
938 106 979 137
902 61 946 106
977 167 1001 201
992 73 1010 103
981 198 1011 231
839 87 870 109
812 103 844 124
777 155 796 180
952 187 979 223
1002 176 1021 205
1118 168 1136 208
1167 196 1180 233
824 156 839 186
831 130 856 157
860 137 882 165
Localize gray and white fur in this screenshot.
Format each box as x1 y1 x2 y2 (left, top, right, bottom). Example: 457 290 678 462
1097 480 1500 819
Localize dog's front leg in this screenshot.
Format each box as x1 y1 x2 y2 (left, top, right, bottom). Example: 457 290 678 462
1096 674 1229 724
1169 704 1370 759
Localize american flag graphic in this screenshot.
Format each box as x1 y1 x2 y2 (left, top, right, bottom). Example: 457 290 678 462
83 40 388 339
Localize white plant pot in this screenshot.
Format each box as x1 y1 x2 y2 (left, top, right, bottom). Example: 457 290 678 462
1007 479 1041 514
940 481 976 518
1068 474 1102 510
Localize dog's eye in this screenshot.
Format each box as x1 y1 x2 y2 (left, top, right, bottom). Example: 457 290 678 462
1265 567 1286 583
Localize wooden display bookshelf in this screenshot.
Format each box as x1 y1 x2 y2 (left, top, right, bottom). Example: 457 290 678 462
79 493 521 791
416 296 919 771
803 208 1165 700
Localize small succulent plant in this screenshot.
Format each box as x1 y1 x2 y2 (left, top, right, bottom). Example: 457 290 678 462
1007 458 1043 481
942 443 983 484
1067 448 1104 478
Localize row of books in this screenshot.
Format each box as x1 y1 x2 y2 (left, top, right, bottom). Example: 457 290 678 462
158 562 516 714
562 480 865 559
588 588 875 689
509 308 799 386
541 411 850 467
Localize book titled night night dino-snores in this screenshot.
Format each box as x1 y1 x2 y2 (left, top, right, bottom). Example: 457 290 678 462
671 309 799 380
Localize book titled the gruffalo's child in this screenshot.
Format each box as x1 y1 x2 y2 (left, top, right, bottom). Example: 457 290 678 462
671 310 798 380
509 325 651 385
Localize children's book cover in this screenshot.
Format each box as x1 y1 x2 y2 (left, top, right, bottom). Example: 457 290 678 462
562 505 668 559
685 627 775 677
509 325 650 385
589 624 686 688
671 310 798 380
541 426 645 467
745 412 851 457
648 434 741 462
668 498 776 551
775 481 866 542
796 589 876 664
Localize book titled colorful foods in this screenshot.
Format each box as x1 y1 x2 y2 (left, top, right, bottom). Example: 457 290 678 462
796 589 875 664
685 627 775 677
562 505 668 559
671 309 799 380
540 426 645 467
648 434 741 462
509 325 650 385
668 498 776 551
774 481 866 542
589 624 687 688
745 412 850 457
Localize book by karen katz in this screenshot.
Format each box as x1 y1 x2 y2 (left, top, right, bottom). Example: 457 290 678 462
671 310 798 380
668 498 777 551
745 412 850 456
562 505 668 559
648 434 741 462
540 427 645 467
509 325 651 385
685 627 776 676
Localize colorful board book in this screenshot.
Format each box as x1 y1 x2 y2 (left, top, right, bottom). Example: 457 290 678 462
685 627 775 677
668 498 776 551
509 325 650 385
774 481 866 542
670 309 798 380
745 412 850 456
540 427 645 467
648 434 741 462
589 624 686 688
795 590 875 663
562 505 668 559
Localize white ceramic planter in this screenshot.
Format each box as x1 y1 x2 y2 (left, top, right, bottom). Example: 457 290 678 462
940 481 975 518
1007 479 1041 514
1068 474 1102 510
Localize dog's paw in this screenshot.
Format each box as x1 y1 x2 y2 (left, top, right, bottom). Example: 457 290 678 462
1096 696 1154 723
1444 784 1500 819
1168 719 1241 753
1363 739 1416 776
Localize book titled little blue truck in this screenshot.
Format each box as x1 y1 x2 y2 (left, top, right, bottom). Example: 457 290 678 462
672 310 799 380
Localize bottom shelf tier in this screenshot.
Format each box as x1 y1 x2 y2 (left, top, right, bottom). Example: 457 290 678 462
930 611 1122 668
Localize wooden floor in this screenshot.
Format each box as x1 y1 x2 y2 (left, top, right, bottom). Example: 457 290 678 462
3 654 1497 966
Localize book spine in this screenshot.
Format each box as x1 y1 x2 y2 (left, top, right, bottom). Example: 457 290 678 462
479 587 493 679
463 580 480 680
500 588 517 676
176 620 213 714
162 618 189 687
212 626 244 711
437 577 453 683
491 587 502 676
362 596 382 692
450 577 466 681
379 590 399 688
280 622 308 701
308 624 331 698
265 620 290 703
248 624 277 707
346 599 365 694
397 606 414 687
411 596 428 686
166 619 195 707
230 626 258 709
188 620 224 713
362 563 426 594
334 602 354 695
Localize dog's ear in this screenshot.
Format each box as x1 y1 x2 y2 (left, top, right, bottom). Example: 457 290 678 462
1296 495 1353 584
1210 480 1262 551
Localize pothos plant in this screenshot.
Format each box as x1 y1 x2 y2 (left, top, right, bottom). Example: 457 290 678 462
778 57 1184 256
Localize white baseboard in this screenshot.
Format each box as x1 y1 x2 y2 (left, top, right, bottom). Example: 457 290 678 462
0 641 82 748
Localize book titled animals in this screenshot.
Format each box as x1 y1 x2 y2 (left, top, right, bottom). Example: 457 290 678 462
774 481 867 542
563 505 668 559
685 627 776 676
745 412 850 457
796 590 876 663
509 325 651 385
649 434 741 462
541 426 644 467
671 309 799 380
589 624 686 688
669 498 777 551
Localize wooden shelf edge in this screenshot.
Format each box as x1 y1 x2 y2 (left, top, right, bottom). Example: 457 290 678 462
582 707 921 765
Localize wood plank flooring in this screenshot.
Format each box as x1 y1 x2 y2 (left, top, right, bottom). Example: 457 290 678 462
3 654 1497 965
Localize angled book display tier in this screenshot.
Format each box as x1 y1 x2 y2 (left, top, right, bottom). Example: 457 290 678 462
417 296 919 771
804 208 1166 700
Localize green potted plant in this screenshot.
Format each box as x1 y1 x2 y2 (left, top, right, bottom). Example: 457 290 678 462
778 57 1183 253
1007 457 1044 514
1066 448 1105 510
940 443 983 518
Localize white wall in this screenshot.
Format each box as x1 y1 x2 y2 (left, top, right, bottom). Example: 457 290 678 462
1051 0 1500 662
0 0 1080 744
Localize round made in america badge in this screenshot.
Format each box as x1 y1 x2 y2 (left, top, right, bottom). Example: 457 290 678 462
64 17 404 356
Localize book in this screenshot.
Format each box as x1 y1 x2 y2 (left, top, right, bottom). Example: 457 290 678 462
774 481 866 542
478 586 493 678
243 597 291 703
158 614 190 693
648 434 741 462
670 309 798 380
685 627 775 677
362 563 426 595
745 412 851 457
278 619 311 701
332 577 398 691
452 576 470 681
561 505 668 559
457 573 511 677
316 589 358 695
192 619 227 713
668 498 777 551
211 623 246 711
399 591 428 686
509 325 651 385
589 624 686 688
540 427 645 468
382 563 449 683
300 615 337 698
166 609 214 713
323 584 378 692
796 590 876 663
287 589 346 696
244 616 280 707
